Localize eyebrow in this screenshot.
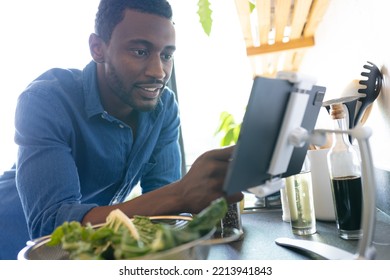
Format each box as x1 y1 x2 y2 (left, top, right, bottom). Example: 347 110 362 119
126 39 176 52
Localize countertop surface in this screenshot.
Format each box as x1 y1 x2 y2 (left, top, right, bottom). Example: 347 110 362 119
207 207 390 260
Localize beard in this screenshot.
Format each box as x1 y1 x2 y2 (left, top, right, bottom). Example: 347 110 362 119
105 62 161 112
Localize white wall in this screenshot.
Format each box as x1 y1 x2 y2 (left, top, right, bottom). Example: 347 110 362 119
299 0 390 170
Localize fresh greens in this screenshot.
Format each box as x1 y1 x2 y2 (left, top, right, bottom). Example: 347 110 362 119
47 197 228 259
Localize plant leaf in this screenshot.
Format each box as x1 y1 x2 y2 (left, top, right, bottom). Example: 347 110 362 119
249 1 256 13
214 112 234 135
233 124 241 142
197 0 213 36
221 129 234 147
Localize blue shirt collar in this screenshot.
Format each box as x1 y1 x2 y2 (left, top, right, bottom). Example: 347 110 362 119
82 61 105 119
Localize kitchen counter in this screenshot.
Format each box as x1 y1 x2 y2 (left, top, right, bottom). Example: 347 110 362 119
208 207 390 260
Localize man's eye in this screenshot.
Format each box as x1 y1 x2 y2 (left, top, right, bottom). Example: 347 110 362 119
131 49 148 57
162 53 174 61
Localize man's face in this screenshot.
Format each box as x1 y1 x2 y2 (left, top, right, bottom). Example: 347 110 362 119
101 10 176 112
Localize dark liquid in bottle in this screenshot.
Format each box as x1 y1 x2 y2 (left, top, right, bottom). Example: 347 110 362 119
331 176 362 231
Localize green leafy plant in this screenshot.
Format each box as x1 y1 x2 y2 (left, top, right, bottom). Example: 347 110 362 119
197 0 213 36
197 0 255 36
197 1 254 146
214 111 242 147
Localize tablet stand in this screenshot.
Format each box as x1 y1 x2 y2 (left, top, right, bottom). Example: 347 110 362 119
275 125 377 260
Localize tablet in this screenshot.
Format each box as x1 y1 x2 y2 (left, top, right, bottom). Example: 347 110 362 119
223 76 326 195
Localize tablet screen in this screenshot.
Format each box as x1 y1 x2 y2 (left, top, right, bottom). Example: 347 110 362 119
223 76 326 195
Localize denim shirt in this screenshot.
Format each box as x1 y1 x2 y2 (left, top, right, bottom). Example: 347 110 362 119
8 61 182 241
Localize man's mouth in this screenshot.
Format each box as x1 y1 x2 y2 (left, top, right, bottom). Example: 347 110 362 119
143 87 160 92
136 84 164 99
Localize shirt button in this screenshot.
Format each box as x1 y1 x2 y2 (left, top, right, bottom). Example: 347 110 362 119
119 124 124 128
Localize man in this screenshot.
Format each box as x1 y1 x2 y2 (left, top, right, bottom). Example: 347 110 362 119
0 0 242 259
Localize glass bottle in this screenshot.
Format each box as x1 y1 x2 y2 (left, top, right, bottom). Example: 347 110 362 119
327 103 363 240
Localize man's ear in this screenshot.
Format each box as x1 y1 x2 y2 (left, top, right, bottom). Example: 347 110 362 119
89 33 105 63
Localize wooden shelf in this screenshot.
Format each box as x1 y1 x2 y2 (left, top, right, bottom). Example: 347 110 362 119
234 0 330 77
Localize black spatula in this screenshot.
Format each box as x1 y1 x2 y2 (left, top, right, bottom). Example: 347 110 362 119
354 61 383 127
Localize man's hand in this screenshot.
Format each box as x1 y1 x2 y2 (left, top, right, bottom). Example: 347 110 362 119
178 145 243 213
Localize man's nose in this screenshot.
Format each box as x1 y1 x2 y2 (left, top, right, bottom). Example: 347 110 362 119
145 55 166 80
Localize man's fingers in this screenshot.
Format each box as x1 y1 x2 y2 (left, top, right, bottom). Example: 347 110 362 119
206 145 235 161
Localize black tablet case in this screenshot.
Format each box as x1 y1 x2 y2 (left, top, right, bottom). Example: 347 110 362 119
223 76 326 195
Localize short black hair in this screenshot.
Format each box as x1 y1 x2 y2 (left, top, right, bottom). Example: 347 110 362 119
95 0 173 43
